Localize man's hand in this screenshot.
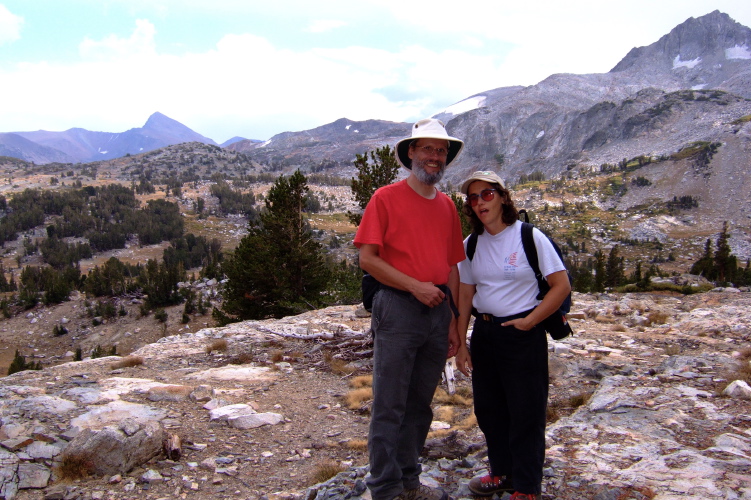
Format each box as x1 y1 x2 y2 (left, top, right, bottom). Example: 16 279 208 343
411 282 445 307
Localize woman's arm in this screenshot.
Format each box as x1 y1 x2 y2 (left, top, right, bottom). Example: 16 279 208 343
455 282 477 376
502 270 571 331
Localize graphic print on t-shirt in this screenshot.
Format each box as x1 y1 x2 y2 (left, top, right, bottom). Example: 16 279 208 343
503 251 519 280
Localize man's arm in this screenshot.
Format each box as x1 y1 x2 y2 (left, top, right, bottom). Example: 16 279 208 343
359 243 446 307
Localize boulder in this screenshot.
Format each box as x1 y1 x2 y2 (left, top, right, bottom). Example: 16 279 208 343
61 419 165 476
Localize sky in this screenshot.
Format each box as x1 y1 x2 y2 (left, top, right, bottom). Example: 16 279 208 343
1 1 750 144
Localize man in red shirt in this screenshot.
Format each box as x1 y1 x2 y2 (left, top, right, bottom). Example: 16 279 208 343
355 119 465 500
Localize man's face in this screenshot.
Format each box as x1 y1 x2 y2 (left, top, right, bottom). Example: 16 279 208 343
408 138 449 186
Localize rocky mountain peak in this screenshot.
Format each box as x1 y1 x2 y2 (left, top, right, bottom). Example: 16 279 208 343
610 10 751 81
142 112 184 132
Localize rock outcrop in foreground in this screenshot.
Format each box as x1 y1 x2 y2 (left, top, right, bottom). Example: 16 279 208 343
1 290 750 500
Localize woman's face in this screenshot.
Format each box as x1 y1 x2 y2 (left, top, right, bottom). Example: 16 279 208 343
467 180 503 227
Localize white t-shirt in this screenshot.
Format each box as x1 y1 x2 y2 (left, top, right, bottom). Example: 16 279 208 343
458 221 566 317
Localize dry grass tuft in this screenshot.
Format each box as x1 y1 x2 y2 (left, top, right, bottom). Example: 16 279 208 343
566 391 592 408
434 405 455 423
454 385 473 399
646 311 669 326
548 391 593 423
663 345 681 356
56 452 95 480
309 462 347 485
110 355 144 369
612 323 627 332
270 350 284 362
428 411 477 438
163 385 193 395
427 428 451 439
206 339 228 354
546 405 560 423
229 352 254 365
349 375 373 388
345 439 368 451
453 412 477 431
345 387 373 411
433 387 473 406
720 360 751 391
329 357 355 376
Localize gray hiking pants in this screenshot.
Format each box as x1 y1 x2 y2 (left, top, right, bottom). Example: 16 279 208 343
366 286 451 500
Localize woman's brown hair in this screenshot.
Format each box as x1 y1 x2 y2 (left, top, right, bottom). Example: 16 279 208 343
462 182 519 235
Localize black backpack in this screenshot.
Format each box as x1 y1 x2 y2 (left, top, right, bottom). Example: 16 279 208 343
466 213 573 340
362 273 380 312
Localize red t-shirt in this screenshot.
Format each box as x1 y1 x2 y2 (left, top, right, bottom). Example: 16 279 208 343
354 180 466 284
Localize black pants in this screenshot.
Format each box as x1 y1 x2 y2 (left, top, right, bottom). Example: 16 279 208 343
470 317 548 495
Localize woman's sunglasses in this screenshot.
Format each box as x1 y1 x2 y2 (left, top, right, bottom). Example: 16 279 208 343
467 189 498 207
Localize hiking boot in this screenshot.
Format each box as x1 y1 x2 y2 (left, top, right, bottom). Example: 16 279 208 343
468 474 513 496
509 492 541 500
395 484 450 500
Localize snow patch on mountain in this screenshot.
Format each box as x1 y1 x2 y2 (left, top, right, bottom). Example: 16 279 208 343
725 44 751 60
439 96 486 117
673 55 701 69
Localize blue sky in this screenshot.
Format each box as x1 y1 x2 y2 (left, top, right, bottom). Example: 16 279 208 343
1 1 750 143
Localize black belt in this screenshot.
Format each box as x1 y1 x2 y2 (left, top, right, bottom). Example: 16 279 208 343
472 308 533 324
380 284 459 318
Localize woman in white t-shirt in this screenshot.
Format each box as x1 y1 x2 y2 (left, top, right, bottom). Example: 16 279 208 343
455 171 570 500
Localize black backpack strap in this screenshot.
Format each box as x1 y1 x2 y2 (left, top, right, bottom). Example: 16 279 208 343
467 232 479 261
521 222 549 300
518 209 530 223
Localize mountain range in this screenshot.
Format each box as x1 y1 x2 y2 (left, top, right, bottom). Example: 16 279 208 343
0 112 219 164
1 10 750 189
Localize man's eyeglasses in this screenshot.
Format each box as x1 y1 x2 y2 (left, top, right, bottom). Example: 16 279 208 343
413 145 449 157
467 189 498 206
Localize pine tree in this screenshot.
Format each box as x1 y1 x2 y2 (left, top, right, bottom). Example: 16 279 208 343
713 221 736 284
7 349 41 375
631 260 642 284
593 250 606 292
690 238 715 278
219 170 330 320
451 193 472 238
569 257 593 293
347 146 399 227
605 245 625 289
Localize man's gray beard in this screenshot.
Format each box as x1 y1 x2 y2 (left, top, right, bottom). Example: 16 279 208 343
412 158 445 186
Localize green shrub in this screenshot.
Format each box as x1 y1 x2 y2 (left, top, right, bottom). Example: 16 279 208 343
154 308 168 323
7 350 42 375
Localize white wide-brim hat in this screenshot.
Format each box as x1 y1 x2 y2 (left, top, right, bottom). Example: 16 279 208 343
395 118 464 170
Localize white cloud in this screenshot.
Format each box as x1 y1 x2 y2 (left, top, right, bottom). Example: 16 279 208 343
0 4 23 45
3 21 488 139
4 1 751 141
305 19 347 33
79 19 157 60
